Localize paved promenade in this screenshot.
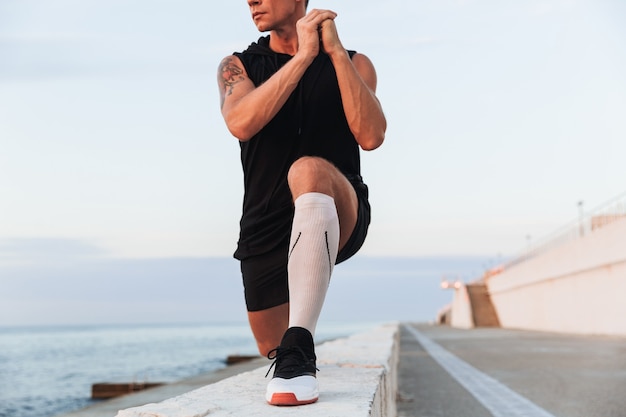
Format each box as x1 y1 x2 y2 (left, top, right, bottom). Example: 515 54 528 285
398 323 626 417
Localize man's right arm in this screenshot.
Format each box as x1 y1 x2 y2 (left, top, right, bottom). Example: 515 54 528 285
217 54 312 142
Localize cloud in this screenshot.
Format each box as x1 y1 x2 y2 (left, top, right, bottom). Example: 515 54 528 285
0 238 107 265
0 255 484 326
0 256 246 326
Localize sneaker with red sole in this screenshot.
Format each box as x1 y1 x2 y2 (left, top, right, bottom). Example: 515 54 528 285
265 327 319 406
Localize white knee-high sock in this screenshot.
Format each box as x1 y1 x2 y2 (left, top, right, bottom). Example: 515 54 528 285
287 192 340 336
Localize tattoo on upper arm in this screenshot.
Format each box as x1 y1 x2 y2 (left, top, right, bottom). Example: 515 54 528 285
219 57 245 106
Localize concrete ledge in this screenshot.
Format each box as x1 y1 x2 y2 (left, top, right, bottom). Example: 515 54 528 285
115 323 399 417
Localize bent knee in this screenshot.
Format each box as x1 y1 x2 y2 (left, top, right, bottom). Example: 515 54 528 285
288 156 330 181
287 157 337 195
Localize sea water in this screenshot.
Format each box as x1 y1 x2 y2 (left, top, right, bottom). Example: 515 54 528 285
0 255 492 417
0 321 378 417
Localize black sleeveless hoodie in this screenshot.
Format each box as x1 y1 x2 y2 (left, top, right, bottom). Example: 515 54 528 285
233 35 362 260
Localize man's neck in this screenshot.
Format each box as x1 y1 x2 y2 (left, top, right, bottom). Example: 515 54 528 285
268 27 299 56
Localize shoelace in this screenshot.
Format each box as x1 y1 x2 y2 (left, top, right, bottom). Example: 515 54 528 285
265 345 318 378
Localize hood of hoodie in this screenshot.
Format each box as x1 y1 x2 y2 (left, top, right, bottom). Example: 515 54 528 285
240 35 285 57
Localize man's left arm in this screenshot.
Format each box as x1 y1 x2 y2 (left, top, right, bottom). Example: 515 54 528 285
321 18 387 151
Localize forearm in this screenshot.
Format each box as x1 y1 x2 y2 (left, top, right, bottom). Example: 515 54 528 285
329 51 386 151
223 54 312 142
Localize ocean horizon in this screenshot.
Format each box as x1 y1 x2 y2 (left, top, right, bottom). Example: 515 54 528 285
0 255 497 328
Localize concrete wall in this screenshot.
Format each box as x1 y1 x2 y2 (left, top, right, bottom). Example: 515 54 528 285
116 323 400 417
450 284 474 329
486 217 626 336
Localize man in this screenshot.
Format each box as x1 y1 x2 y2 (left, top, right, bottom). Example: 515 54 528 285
217 0 386 406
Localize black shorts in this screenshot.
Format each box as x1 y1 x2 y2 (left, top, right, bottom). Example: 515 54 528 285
240 178 371 312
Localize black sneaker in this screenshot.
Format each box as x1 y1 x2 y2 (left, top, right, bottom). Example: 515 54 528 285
265 327 319 406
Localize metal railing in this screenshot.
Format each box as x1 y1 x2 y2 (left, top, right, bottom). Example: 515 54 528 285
504 189 626 269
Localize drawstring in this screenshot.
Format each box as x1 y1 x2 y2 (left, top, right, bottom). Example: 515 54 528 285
297 79 304 136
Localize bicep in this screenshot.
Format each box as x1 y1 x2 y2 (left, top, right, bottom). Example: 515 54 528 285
217 55 255 113
352 53 378 93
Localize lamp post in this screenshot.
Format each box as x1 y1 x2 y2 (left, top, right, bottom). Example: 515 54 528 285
578 200 584 237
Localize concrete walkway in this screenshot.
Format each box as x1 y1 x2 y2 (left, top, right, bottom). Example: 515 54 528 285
398 323 626 417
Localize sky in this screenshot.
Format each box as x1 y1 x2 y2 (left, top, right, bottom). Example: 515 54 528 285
1 0 625 325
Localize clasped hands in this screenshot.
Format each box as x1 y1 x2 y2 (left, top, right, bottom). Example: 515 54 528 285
296 9 345 61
